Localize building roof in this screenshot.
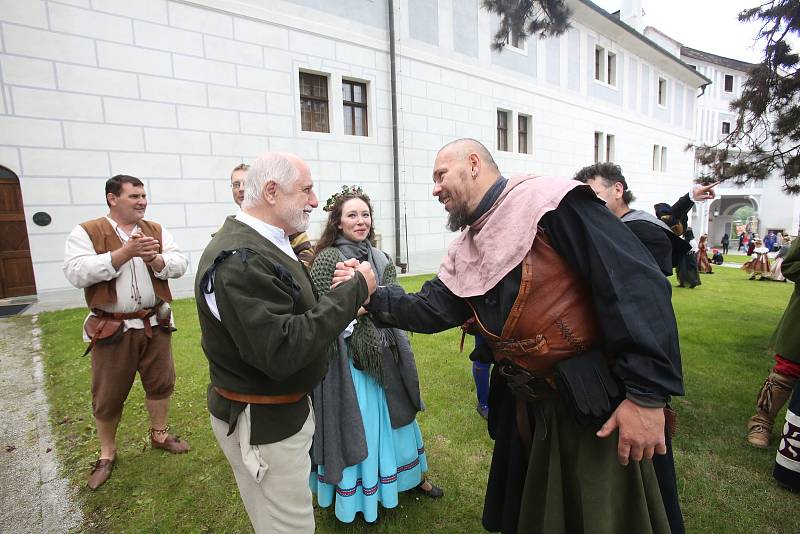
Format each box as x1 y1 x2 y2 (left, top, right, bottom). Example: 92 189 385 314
681 46 756 73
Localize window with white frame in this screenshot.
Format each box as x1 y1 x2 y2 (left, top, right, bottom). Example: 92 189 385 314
300 71 330 133
724 74 734 92
594 131 615 163
657 77 667 106
722 121 731 134
594 45 617 86
342 79 368 136
497 110 510 151
504 27 525 52
653 144 668 172
518 114 531 154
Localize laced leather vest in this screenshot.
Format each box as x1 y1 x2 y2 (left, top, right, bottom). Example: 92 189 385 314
468 229 601 374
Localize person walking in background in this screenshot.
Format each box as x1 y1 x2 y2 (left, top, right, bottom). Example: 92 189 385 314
309 185 442 525
676 229 701 289
697 234 714 274
748 234 757 256
738 232 746 251
721 233 730 255
63 175 190 490
769 236 792 282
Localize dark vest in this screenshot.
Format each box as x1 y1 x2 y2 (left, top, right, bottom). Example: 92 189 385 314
468 231 601 374
79 217 172 308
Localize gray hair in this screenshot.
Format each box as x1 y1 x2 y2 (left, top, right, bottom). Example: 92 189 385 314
242 152 298 209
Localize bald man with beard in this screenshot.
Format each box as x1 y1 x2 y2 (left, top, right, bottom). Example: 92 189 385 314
335 139 683 534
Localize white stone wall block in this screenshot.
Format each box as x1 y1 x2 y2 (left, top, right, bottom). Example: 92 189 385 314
17 177 71 205
410 131 443 150
12 87 103 122
399 113 427 132
410 61 441 83
204 35 263 67
427 117 455 136
0 55 55 88
0 147 21 174
309 161 341 182
149 178 215 203
110 152 181 178
177 105 239 133
234 18 288 48
144 128 211 154
133 21 204 56
0 116 63 147
97 42 172 76
168 2 233 38
359 144 393 164
266 93 294 116
32 261 71 291
213 179 235 202
92 0 168 23
63 122 144 151
263 49 294 72
318 142 359 162
208 85 266 112
2 24 96 65
28 233 71 262
240 112 293 137
0 0 48 27
169 227 213 252
69 177 112 205
56 64 139 98
210 133 268 157
411 97 442 118
237 66 291 94
139 76 207 106
139 203 187 229
268 137 318 159
185 202 232 227
288 31 335 60
48 3 134 43
335 42 376 68
340 162 380 182
182 155 242 180
398 77 427 98
173 54 236 86
104 97 177 128
20 148 109 177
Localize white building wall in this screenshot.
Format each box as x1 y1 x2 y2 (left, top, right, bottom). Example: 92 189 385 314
1 0 704 292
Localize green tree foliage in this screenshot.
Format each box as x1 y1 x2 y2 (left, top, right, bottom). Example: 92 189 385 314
694 1 800 194
482 0 572 51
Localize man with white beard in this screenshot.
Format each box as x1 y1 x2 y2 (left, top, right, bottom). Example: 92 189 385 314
195 152 376 533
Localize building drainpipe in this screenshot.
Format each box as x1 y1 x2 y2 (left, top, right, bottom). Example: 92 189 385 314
387 0 406 272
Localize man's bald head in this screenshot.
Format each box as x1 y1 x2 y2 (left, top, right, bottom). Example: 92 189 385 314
437 138 500 174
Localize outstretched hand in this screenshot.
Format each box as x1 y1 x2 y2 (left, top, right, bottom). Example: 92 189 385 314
596 399 666 466
692 181 720 201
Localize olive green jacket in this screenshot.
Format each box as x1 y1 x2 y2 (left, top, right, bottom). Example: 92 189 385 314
772 237 800 362
195 216 368 444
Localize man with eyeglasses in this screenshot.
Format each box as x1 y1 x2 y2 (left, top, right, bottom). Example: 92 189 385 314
230 163 314 266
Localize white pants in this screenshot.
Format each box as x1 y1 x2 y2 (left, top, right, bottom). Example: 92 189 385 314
211 408 315 534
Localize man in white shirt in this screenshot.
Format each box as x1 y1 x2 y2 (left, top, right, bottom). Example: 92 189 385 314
63 175 189 490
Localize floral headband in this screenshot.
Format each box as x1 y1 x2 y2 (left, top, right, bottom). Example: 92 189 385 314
323 184 364 212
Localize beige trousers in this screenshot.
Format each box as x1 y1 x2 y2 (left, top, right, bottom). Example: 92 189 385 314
211 409 315 534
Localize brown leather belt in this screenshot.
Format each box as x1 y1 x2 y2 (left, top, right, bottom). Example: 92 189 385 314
213 386 306 405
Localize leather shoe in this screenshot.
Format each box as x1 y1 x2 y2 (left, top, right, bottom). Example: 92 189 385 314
415 480 444 498
151 434 190 454
87 457 115 490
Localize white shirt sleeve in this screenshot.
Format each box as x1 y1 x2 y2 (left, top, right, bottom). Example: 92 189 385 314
62 226 120 289
153 226 188 280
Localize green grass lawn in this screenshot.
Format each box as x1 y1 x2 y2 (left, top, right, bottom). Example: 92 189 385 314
38 268 797 533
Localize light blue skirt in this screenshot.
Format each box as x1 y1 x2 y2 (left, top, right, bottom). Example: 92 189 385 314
310 359 427 523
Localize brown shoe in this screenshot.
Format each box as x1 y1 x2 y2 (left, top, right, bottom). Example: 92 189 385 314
151 434 190 454
87 457 115 490
746 423 771 448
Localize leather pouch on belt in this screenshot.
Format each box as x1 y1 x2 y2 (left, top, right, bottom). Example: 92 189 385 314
84 315 124 346
554 349 622 427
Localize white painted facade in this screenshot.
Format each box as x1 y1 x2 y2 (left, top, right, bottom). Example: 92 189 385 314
0 0 707 295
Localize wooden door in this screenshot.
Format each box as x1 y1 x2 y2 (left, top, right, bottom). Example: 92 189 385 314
0 167 36 297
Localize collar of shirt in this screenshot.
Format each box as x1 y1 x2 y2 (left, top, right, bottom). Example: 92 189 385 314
104 215 139 242
234 210 298 261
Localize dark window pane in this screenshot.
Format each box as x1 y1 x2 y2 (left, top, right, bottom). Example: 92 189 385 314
343 106 354 134
354 107 366 136
353 84 364 103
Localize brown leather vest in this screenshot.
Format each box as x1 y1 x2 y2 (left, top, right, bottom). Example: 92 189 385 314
468 230 601 375
79 217 172 308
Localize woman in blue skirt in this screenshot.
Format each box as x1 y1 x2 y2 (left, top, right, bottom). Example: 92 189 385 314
309 186 442 523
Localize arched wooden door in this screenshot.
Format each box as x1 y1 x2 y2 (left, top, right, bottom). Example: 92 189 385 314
0 167 36 297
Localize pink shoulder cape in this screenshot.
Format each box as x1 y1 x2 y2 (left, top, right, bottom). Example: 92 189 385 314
438 174 584 298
